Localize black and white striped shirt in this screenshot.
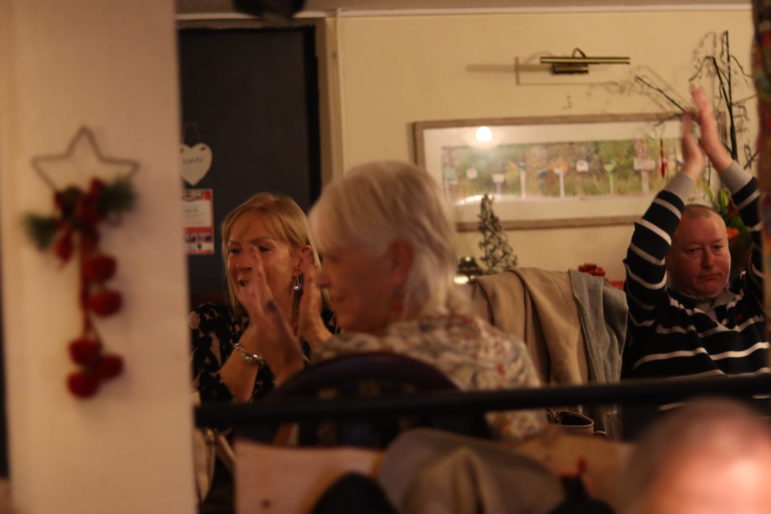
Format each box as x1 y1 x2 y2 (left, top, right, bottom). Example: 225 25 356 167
623 162 768 379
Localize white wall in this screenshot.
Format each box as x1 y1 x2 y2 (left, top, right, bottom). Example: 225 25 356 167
327 7 756 280
0 1 195 512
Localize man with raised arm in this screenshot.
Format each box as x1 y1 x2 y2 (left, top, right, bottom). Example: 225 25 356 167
623 85 767 380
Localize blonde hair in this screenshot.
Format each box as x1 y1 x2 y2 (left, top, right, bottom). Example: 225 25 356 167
309 160 467 320
221 192 312 311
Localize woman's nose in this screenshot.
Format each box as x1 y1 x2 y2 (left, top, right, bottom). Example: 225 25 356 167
236 251 253 270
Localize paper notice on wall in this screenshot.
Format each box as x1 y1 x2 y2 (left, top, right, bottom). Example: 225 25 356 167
182 188 214 255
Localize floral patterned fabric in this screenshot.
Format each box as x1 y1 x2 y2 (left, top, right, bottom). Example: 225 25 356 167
189 303 277 403
313 315 545 443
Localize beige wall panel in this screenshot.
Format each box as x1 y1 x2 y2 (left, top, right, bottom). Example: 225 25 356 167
333 8 754 279
0 1 195 512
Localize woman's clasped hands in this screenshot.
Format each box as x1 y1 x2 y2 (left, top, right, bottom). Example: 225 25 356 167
296 248 333 347
235 244 306 384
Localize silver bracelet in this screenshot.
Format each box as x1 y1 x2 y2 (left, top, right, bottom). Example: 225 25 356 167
233 342 265 367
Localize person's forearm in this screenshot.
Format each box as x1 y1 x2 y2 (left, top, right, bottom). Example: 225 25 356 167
271 354 306 386
705 143 733 172
718 161 752 194
219 355 261 402
624 182 687 321
220 325 261 402
665 171 696 204
691 84 733 171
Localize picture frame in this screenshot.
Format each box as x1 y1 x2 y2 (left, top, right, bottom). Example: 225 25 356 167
413 113 681 231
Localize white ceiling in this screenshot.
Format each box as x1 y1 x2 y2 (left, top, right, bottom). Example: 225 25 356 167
304 0 749 8
178 0 751 16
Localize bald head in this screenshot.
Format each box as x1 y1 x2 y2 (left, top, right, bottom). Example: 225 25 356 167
682 204 724 222
622 399 771 514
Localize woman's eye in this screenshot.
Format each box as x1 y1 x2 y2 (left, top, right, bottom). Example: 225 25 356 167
227 248 240 255
258 246 271 253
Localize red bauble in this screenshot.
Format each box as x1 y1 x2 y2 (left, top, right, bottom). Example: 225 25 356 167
83 253 117 283
67 371 100 398
94 354 124 380
79 225 100 255
89 289 122 316
79 179 106 225
88 178 106 198
53 231 74 262
79 197 101 226
68 337 102 365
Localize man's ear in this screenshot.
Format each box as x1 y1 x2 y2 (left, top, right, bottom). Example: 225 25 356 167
387 238 414 287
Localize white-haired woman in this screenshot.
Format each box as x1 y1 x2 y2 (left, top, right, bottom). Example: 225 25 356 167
249 161 544 443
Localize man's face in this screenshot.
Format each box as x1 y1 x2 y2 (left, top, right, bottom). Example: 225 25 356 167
666 212 730 299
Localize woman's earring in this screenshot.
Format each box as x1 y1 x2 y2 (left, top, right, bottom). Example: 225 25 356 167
293 276 302 293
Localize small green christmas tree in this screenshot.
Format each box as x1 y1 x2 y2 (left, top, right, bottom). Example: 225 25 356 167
478 194 517 273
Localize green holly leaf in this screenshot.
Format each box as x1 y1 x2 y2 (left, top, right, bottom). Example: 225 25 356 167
23 214 59 250
718 188 730 213
99 177 136 214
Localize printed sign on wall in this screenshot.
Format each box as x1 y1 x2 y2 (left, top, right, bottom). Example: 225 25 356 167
183 189 214 255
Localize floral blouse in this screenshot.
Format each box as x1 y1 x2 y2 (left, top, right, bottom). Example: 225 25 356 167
189 303 276 403
313 315 545 443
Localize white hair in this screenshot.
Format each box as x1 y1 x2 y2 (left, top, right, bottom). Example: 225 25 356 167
309 160 467 319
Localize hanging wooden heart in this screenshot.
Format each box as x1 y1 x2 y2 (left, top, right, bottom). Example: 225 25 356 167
180 143 213 186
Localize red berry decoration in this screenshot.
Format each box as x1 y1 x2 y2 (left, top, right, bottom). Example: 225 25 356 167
83 253 117 283
67 371 100 399
54 186 83 219
68 337 102 365
578 263 606 277
89 289 122 316
94 354 124 380
25 150 136 398
88 178 106 199
79 196 101 225
53 231 74 263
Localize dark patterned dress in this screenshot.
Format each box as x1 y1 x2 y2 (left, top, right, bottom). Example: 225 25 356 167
189 303 278 403
190 302 325 403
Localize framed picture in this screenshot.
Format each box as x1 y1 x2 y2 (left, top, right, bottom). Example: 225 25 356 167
414 113 681 231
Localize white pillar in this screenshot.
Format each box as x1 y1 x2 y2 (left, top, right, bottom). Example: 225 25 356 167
0 1 195 513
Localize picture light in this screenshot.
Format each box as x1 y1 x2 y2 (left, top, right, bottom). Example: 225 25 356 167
540 48 630 74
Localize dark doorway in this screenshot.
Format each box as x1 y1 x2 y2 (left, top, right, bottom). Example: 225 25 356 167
178 26 321 307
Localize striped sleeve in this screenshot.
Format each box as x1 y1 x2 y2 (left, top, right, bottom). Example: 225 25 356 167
722 162 764 309
624 183 686 327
